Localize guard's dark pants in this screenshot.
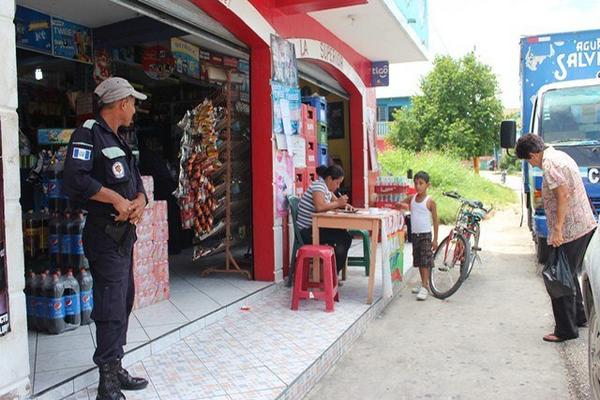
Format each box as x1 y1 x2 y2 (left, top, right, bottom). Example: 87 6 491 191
551 229 595 339
83 221 135 366
300 228 352 274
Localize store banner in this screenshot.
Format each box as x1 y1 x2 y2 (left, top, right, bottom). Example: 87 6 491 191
371 61 390 87
274 151 294 217
15 6 52 54
52 17 93 63
380 210 405 297
142 46 175 80
171 38 200 79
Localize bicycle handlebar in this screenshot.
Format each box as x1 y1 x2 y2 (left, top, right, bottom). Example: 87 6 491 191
442 191 489 213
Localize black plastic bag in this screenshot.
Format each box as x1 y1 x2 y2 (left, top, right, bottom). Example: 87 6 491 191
543 247 575 299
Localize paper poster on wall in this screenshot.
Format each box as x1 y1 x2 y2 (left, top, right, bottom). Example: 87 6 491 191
366 107 379 171
52 17 93 63
171 38 200 79
290 136 307 168
274 150 294 217
380 210 405 296
142 46 175 80
271 35 298 87
15 6 52 54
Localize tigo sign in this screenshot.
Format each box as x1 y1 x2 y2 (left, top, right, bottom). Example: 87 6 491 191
371 61 389 87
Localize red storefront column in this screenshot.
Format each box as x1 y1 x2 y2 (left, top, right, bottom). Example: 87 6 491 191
190 2 275 281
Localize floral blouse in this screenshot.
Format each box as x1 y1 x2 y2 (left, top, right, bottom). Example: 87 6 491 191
542 146 596 243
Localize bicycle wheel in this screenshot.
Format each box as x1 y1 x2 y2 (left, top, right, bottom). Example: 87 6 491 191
464 223 480 280
429 233 470 299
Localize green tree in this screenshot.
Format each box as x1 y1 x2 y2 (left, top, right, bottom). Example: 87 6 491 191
388 53 504 164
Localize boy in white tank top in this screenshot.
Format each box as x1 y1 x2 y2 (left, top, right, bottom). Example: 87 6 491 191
397 171 439 300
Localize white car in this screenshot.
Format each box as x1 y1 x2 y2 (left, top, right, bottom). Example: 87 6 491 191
582 227 600 399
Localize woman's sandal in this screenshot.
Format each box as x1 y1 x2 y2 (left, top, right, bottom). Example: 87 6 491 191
543 333 566 343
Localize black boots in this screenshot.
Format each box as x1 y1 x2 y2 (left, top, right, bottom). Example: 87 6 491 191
97 361 126 400
116 360 149 391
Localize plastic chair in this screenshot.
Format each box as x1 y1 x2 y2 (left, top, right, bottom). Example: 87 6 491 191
291 245 339 312
347 229 371 277
287 195 304 287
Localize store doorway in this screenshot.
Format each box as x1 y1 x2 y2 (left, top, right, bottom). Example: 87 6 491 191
15 0 263 394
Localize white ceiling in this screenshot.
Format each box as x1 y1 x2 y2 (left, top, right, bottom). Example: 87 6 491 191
309 0 429 63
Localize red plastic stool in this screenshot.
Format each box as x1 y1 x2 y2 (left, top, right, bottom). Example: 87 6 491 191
291 245 339 312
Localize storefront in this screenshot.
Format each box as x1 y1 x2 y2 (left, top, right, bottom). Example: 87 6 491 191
0 0 428 397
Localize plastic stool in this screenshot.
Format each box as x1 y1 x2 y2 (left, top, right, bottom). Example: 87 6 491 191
291 245 339 312
347 229 371 277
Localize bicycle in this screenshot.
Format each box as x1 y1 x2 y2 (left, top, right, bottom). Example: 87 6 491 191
429 191 490 299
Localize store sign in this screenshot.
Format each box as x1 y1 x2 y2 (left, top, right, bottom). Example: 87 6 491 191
171 38 200 79
223 56 238 69
142 46 175 80
210 54 224 66
15 6 52 54
52 17 93 63
371 61 389 87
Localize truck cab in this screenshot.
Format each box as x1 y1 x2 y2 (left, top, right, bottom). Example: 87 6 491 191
502 79 600 262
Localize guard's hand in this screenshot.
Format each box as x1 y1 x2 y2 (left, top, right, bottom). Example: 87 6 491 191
337 195 348 208
128 195 146 225
550 228 564 247
113 197 132 222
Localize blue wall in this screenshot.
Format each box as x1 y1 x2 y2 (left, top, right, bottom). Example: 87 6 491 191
377 97 412 121
391 0 429 48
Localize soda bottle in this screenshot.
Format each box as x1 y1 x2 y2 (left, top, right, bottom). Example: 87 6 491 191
46 156 61 213
60 212 72 272
70 212 86 270
63 270 81 328
39 209 49 258
23 210 40 264
49 212 61 272
77 268 93 325
34 272 48 332
45 273 66 334
25 271 37 330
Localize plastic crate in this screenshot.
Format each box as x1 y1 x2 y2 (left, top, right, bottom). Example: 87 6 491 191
302 96 327 123
374 185 409 194
307 166 317 182
306 137 317 167
317 144 328 167
294 168 307 197
301 104 316 137
316 121 328 144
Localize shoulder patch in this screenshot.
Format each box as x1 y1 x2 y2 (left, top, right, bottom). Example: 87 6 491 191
83 119 97 130
72 147 92 161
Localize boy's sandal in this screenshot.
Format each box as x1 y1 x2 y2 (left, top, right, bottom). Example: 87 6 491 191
542 333 566 343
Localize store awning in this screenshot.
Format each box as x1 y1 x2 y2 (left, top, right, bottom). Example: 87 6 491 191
307 0 429 63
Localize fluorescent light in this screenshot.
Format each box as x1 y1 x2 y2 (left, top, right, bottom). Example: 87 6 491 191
35 68 43 80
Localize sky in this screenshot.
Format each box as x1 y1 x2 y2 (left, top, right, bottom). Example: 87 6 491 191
378 0 600 109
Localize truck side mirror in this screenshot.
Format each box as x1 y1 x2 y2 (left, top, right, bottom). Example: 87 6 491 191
500 120 516 149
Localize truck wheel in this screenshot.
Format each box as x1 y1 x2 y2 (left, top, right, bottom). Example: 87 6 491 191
536 237 550 264
589 304 600 400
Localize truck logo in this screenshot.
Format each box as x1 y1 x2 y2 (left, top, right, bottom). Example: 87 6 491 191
588 168 600 183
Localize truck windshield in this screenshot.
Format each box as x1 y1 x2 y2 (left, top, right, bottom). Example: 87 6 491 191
540 84 600 145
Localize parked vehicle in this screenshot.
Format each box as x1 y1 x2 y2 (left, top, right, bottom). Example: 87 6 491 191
582 229 600 399
500 29 600 264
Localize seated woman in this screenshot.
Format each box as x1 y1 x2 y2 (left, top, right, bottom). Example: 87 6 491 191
297 164 353 276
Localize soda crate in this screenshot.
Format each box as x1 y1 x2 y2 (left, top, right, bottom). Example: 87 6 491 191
294 168 308 197
301 104 316 137
307 166 317 183
317 143 328 167
316 121 328 144
302 95 327 123
306 136 317 167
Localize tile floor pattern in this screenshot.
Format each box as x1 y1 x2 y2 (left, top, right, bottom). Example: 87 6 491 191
61 267 386 400
39 240 413 399
30 249 272 394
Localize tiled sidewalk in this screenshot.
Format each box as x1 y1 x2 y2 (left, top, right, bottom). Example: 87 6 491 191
57 266 392 400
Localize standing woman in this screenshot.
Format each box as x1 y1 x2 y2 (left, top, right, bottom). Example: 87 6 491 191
296 165 353 276
515 134 596 342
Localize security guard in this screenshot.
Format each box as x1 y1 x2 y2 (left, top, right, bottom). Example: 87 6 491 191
64 77 149 400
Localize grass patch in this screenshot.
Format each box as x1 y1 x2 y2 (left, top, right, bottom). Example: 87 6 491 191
379 149 517 224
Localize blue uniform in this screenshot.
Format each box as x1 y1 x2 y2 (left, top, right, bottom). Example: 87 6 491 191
64 117 146 366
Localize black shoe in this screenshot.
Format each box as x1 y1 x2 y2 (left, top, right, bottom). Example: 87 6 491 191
117 362 149 391
97 362 126 400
